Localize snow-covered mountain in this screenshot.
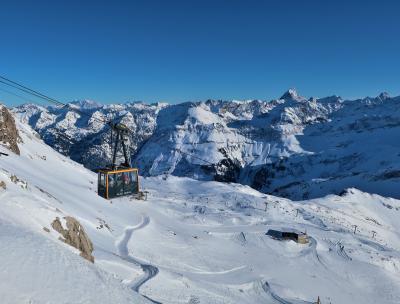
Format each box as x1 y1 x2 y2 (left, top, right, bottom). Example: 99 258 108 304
2 104 400 303
14 100 167 170
14 90 400 200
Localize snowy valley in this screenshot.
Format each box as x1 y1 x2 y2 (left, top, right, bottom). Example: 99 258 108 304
1 99 400 303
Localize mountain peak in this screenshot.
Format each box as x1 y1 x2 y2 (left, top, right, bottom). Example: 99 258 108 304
377 92 390 100
70 99 103 110
280 88 300 100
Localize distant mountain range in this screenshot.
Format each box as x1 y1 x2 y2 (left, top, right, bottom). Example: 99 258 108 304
13 89 400 200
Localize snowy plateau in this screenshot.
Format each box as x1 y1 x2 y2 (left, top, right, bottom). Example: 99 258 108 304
0 90 400 303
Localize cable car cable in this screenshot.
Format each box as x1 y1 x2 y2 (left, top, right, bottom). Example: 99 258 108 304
0 75 120 134
172 148 214 165
0 76 65 107
0 86 40 104
0 76 109 125
0 75 220 167
0 79 64 107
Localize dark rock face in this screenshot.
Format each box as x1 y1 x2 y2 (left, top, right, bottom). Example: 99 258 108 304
0 105 21 155
214 158 241 183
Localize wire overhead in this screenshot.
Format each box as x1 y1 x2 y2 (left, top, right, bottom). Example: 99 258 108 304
0 86 38 104
0 78 64 107
173 148 214 165
0 75 107 124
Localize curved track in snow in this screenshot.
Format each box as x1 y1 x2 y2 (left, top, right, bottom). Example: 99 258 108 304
301 235 327 269
259 233 324 303
116 215 161 304
261 281 314 304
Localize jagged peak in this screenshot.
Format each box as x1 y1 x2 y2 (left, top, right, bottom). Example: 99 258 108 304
69 99 103 110
377 92 390 100
316 95 343 103
280 88 301 101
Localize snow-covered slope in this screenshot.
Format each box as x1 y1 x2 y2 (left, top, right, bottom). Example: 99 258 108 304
14 90 400 200
0 115 151 304
2 106 400 303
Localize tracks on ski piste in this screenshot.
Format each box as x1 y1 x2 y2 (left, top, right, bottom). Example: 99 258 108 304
116 215 162 304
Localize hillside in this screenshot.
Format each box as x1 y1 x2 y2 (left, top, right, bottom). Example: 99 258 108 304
14 90 400 200
0 107 151 304
1 105 400 303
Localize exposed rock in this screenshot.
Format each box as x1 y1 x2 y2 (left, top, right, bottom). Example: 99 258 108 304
214 157 241 183
193 205 207 214
0 180 6 190
51 216 94 263
0 104 21 155
9 174 28 189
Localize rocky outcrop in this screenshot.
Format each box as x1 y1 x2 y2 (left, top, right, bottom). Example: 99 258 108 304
51 216 94 263
0 104 20 155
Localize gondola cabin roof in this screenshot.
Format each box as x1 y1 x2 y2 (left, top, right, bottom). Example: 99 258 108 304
98 167 138 174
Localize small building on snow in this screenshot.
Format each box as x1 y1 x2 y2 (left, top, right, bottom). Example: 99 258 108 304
266 229 309 244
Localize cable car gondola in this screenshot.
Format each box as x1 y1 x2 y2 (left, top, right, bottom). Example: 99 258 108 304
97 122 139 199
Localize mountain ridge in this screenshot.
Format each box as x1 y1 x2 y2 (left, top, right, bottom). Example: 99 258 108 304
13 90 400 200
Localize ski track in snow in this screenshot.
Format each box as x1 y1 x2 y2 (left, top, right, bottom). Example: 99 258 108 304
261 281 314 304
114 215 322 304
116 215 161 304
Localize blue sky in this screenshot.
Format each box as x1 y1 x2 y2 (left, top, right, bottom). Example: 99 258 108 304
1 0 400 106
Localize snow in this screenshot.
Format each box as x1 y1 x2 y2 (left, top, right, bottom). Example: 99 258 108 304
188 104 221 125
1 111 400 303
0 219 143 304
70 99 103 110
